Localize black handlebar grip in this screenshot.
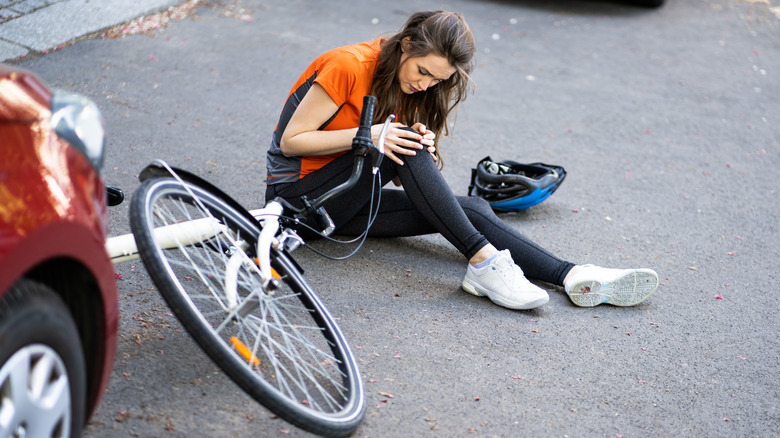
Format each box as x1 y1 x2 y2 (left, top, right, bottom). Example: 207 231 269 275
359 95 376 130
352 95 376 154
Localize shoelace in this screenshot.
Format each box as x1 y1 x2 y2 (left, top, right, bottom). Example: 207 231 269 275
493 257 519 285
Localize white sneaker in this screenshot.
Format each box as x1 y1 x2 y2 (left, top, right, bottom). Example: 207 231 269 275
564 265 658 307
461 250 549 310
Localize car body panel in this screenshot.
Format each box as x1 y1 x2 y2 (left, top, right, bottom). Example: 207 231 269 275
0 64 118 418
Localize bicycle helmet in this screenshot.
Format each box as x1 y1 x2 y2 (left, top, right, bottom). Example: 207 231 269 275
467 156 567 211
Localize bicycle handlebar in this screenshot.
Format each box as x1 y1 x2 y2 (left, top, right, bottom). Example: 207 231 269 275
271 95 393 236
310 95 377 210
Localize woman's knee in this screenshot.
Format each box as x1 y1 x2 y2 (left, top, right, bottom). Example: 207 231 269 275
459 195 494 216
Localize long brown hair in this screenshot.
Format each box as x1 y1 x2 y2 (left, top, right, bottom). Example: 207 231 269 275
371 11 475 168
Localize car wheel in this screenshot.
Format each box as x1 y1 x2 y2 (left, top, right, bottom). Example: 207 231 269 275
624 0 665 7
0 279 86 438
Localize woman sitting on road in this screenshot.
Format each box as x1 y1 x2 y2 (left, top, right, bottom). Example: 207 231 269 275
265 10 658 309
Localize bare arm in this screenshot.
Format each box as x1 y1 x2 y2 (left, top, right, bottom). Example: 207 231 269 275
280 83 435 165
280 83 357 157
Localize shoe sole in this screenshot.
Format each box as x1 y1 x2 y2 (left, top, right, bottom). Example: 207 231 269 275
461 280 550 310
567 269 658 307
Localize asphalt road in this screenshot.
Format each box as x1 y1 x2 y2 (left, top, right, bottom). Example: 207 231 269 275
14 0 779 436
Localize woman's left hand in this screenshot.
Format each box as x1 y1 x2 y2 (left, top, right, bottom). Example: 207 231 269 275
411 123 437 162
375 122 437 165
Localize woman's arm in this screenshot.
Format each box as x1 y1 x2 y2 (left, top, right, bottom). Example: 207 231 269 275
281 83 435 165
280 83 357 157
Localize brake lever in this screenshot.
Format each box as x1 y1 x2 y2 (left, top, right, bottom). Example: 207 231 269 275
373 114 395 173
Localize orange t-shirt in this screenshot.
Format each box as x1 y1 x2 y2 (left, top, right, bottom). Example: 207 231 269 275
266 39 384 185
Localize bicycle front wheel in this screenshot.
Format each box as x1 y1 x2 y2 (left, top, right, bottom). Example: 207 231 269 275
129 177 365 437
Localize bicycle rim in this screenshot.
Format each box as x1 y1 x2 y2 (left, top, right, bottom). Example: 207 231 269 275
129 177 365 436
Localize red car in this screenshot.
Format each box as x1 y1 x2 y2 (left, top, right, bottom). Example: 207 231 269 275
0 64 118 437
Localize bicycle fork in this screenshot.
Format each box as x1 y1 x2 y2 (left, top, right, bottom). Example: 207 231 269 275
224 202 284 318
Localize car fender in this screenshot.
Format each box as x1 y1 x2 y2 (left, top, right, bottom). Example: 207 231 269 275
0 219 118 411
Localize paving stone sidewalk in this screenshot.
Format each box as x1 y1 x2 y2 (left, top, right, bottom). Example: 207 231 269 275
0 0 182 62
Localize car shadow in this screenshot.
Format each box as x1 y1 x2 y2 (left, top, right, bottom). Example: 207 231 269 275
480 0 665 16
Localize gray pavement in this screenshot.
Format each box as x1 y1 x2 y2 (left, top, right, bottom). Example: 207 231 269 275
0 0 182 61
8 0 780 437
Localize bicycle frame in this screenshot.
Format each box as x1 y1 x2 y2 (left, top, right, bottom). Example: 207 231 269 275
107 203 278 312
107 207 268 265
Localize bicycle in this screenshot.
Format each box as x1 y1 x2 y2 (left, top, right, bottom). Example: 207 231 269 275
105 96 393 437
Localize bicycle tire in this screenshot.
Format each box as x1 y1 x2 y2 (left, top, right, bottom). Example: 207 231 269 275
129 177 365 437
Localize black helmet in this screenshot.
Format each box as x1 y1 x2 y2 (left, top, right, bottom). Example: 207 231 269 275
467 156 567 211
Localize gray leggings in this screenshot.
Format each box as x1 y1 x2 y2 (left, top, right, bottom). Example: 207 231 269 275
266 147 574 286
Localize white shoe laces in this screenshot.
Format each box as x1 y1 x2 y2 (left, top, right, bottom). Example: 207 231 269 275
492 255 523 286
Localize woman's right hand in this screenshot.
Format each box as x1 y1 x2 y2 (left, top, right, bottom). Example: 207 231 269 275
372 122 431 166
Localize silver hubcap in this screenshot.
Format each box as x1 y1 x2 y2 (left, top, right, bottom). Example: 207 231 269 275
0 344 71 437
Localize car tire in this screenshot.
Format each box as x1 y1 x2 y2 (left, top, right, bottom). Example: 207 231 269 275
624 0 665 7
0 279 86 438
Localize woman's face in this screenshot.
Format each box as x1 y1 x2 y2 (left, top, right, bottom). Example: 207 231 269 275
398 52 456 95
